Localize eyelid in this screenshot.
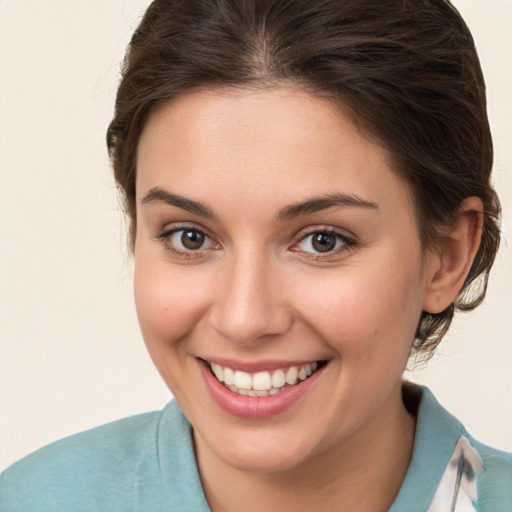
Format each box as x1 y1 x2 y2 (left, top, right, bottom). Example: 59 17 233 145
154 223 220 259
290 225 358 258
154 221 214 241
294 224 357 242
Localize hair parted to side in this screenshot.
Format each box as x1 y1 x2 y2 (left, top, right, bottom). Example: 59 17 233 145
107 0 501 361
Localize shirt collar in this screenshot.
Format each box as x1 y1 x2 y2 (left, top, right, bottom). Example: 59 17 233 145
390 384 466 511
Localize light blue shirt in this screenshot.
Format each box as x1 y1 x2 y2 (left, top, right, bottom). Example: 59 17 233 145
1 386 510 511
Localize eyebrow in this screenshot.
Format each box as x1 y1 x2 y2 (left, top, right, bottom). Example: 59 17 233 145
141 187 216 219
141 187 378 221
275 193 379 221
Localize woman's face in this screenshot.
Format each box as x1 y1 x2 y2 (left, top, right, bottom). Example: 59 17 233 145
134 88 434 473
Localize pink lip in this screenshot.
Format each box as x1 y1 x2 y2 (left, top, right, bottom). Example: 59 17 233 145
197 358 326 419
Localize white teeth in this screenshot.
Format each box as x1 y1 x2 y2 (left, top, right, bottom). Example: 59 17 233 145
211 363 224 382
234 370 252 390
227 385 284 397
208 361 322 396
223 367 235 386
285 366 298 385
271 368 285 388
252 371 272 391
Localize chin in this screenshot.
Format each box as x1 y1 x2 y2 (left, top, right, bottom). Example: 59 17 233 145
191 412 332 476
203 432 319 474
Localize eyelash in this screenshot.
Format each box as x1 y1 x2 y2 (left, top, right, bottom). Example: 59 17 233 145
154 225 357 261
292 228 357 260
154 226 218 260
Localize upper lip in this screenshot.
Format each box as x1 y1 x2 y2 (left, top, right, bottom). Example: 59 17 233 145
198 356 326 373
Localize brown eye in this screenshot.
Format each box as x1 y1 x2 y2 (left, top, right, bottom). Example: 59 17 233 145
294 229 356 257
159 227 217 256
311 232 337 253
181 230 205 250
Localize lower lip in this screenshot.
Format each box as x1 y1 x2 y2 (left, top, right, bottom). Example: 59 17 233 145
197 359 326 419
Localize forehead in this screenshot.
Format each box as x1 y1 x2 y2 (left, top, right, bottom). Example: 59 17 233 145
136 87 415 219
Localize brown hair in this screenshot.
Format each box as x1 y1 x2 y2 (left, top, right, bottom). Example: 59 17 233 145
107 0 501 360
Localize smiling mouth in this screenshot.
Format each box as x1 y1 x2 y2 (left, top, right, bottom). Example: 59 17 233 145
206 360 327 397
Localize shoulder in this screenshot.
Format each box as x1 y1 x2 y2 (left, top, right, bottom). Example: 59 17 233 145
468 435 512 511
415 385 512 511
0 408 166 511
394 384 512 512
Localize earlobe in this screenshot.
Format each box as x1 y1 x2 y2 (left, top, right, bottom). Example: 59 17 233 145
423 197 483 314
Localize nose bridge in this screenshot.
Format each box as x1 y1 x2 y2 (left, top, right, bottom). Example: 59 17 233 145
210 247 292 344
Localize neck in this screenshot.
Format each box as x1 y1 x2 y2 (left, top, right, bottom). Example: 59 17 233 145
195 383 415 512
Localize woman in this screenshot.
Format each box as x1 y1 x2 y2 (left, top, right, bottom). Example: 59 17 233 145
1 0 510 510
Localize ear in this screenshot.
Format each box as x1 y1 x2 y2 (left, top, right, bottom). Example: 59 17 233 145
423 197 483 314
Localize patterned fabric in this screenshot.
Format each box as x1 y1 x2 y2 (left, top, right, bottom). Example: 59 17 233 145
428 436 483 512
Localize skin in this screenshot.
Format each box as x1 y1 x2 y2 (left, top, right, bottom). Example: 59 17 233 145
134 88 482 511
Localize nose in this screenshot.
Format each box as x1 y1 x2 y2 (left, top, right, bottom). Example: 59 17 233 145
208 252 293 345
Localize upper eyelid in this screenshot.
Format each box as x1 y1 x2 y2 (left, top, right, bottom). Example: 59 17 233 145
290 230 358 261
294 225 357 242
294 232 355 248
154 225 217 250
156 222 212 238
155 226 218 259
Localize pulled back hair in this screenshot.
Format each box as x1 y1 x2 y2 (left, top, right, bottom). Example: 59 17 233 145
107 0 501 361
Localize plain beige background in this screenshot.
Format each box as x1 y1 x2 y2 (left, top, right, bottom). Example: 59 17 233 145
0 0 511 471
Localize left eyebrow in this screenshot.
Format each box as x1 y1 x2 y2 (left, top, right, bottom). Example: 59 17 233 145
276 193 379 221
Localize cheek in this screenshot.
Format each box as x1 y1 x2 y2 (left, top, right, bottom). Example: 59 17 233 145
295 259 424 357
133 257 209 348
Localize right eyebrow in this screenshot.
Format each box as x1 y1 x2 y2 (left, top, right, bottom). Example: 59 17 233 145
141 187 217 219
